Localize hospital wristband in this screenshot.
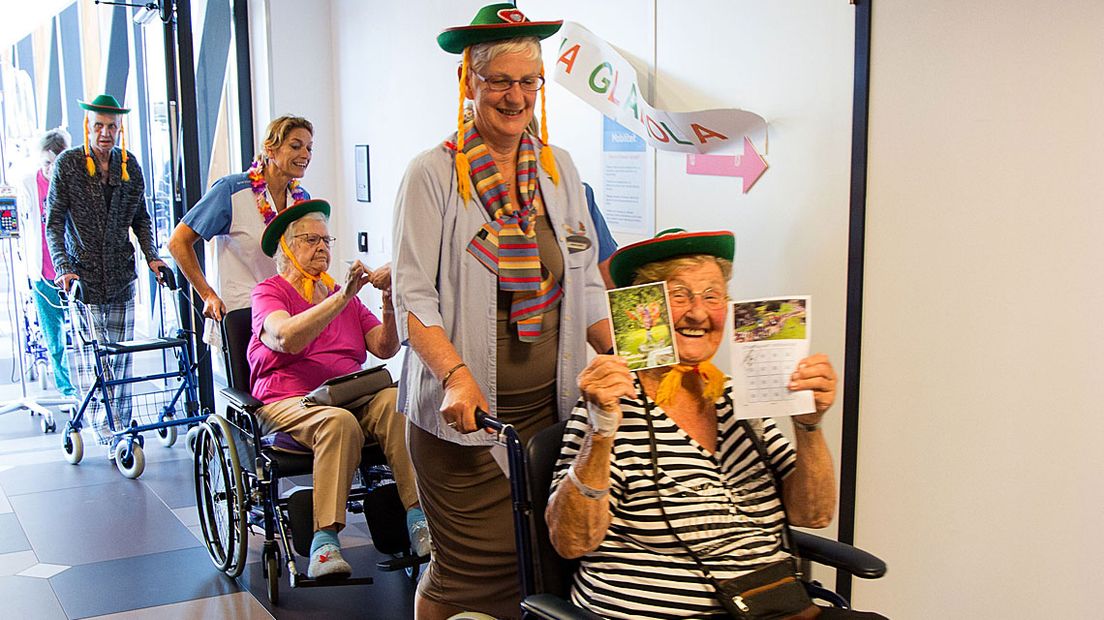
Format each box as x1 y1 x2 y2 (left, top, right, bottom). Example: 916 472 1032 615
793 418 821 432
567 465 609 500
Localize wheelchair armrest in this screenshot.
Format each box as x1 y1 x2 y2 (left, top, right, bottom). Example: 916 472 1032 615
792 530 887 579
521 594 604 620
221 386 264 412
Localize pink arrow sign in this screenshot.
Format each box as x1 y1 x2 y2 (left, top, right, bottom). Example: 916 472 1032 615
685 137 769 192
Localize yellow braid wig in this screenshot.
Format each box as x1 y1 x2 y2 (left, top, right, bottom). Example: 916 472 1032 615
538 72 559 186
83 116 96 177
120 123 130 182
454 48 474 204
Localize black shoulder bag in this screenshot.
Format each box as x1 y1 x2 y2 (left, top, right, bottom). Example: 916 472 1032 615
639 384 819 620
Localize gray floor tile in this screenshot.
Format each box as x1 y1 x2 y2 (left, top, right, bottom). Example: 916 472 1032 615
0 574 68 620
138 455 197 509
51 546 242 618
0 456 127 497
9 478 200 566
0 512 30 554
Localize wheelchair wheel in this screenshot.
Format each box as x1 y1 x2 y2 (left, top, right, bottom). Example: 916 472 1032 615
262 544 280 605
157 414 177 447
63 429 83 464
115 441 145 479
193 416 248 577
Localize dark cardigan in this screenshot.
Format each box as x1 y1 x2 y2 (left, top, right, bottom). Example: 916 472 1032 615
46 146 158 305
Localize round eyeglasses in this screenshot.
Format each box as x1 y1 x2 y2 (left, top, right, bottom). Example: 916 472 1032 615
668 286 728 310
474 72 545 92
292 234 336 248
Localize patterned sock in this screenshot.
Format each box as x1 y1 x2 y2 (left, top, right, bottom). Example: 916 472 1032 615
310 529 340 555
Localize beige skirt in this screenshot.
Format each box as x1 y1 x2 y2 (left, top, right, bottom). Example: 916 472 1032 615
408 389 556 619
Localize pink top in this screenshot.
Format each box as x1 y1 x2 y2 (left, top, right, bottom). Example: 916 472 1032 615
248 275 382 404
37 170 56 281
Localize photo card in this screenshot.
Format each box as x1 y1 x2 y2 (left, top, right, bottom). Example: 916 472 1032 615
606 281 679 371
729 296 815 419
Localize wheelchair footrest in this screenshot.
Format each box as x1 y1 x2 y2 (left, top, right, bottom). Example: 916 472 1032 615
376 553 429 572
293 575 374 588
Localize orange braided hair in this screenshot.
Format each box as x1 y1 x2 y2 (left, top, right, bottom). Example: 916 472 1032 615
538 71 559 186
83 116 95 177
120 123 129 182
455 47 473 204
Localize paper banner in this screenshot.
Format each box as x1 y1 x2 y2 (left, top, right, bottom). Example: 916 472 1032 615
552 22 768 155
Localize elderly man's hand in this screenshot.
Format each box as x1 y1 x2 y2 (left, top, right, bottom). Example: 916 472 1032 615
577 355 636 438
55 273 79 294
790 353 837 425
148 259 169 283
342 260 373 300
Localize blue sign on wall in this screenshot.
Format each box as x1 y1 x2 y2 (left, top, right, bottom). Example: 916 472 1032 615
603 116 645 153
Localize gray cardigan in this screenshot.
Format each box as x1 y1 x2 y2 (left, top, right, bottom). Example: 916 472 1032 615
46 146 158 305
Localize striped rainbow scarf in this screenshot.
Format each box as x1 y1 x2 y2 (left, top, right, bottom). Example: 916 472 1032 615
458 122 563 342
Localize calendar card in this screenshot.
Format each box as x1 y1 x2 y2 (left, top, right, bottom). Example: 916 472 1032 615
729 296 815 419
606 282 679 371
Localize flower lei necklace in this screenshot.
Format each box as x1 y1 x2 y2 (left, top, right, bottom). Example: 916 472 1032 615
247 159 307 224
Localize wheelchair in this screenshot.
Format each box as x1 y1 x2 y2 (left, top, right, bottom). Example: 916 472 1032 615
192 308 423 604
475 414 888 619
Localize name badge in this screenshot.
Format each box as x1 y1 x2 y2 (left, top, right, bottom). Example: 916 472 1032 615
566 234 592 253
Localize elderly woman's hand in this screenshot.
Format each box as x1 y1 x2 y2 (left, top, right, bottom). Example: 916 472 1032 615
440 368 491 434
577 355 636 437
789 353 837 424
342 260 373 301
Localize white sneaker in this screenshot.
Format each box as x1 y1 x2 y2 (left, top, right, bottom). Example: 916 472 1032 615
307 543 351 580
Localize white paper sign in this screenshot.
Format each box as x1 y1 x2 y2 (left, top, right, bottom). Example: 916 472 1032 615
553 21 768 155
728 296 815 419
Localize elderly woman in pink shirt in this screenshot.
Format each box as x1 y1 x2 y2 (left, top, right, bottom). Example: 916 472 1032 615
246 199 427 580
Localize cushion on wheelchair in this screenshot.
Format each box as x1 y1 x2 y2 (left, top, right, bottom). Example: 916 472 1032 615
102 337 188 354
261 432 388 478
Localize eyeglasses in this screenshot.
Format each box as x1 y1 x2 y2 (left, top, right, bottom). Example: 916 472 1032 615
292 234 336 248
473 72 545 92
668 286 728 310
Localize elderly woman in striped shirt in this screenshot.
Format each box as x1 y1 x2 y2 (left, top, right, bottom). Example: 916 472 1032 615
547 229 883 619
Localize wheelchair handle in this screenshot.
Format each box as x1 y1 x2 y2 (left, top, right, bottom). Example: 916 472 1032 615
475 409 504 432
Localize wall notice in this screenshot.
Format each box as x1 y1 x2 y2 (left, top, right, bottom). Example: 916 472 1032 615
601 116 650 235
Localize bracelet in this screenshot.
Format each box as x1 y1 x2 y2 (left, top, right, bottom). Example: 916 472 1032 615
567 465 609 500
793 418 821 432
441 362 467 389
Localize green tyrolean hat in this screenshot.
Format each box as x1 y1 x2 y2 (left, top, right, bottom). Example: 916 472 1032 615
261 199 331 257
609 228 736 288
437 3 562 54
78 94 130 114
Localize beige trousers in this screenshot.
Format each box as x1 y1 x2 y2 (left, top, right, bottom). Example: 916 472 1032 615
257 387 418 532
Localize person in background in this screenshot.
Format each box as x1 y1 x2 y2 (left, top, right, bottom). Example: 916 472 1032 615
46 94 167 452
169 115 314 346
248 200 428 578
19 128 74 397
582 182 618 288
391 4 611 618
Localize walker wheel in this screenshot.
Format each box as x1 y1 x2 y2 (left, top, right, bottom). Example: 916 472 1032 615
158 415 178 447
41 415 57 434
63 430 83 464
115 442 145 479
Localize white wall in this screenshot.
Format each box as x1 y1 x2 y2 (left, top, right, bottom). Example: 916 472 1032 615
856 1 1104 617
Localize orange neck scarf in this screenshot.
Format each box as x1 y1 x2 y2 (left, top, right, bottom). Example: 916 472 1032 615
279 237 335 303
655 361 727 409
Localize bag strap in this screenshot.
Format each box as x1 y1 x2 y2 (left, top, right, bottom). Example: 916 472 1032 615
635 374 800 588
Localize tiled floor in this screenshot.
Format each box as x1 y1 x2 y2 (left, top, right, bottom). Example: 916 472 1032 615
0 359 419 619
